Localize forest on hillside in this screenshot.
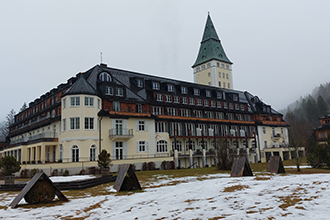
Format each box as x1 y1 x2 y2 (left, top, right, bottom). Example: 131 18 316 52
281 83 330 130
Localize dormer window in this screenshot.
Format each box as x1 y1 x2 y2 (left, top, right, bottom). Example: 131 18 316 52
194 89 200 96
205 90 211 97
105 86 113 95
233 95 238 101
181 86 187 94
137 79 143 88
167 84 174 92
152 82 160 90
217 92 223 99
99 72 111 82
115 88 123 96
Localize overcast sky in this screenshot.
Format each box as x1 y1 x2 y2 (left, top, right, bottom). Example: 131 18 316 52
1 0 330 122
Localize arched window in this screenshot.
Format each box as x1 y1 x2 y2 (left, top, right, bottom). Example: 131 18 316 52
157 140 167 152
185 141 195 151
71 145 79 162
90 145 96 161
172 140 182 152
99 72 111 82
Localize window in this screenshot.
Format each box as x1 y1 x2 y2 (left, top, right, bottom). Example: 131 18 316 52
189 98 195 105
217 101 222 108
85 97 94 106
98 99 101 109
99 72 111 82
263 127 266 134
167 84 174 92
137 79 143 88
211 101 216 107
217 92 222 99
85 117 94 130
237 114 243 121
281 128 284 134
152 82 160 90
165 95 172 102
223 82 226 88
90 145 96 161
137 141 148 152
207 63 211 68
71 145 79 162
245 115 251 121
194 110 203 118
227 113 234 120
115 88 123 96
206 90 211 97
229 103 234 110
156 93 163 101
137 121 146 131
206 111 213 118
197 99 202 106
208 72 210 77
70 117 80 130
182 97 188 104
264 141 268 148
215 112 224 119
221 63 224 68
223 72 225 78
59 144 63 161
194 88 200 96
136 104 143 113
62 119 66 131
62 98 66 109
152 106 163 115
208 82 211 86
202 65 205 70
181 86 187 94
156 121 167 132
204 100 209 107
113 102 120 111
226 74 228 79
240 104 245 111
173 96 179 103
219 72 221 77
105 86 113 95
70 97 80 106
180 109 190 117
166 107 178 116
233 95 238 102
235 103 239 110
172 140 182 152
226 64 229 69
223 102 228 109
186 141 196 151
228 83 230 88
196 67 200 71
157 140 167 152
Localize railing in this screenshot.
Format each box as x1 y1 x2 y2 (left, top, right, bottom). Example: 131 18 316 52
11 132 58 145
109 129 133 138
110 153 170 160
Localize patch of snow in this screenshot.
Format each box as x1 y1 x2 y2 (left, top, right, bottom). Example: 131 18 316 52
49 175 95 183
2 173 330 219
284 166 312 169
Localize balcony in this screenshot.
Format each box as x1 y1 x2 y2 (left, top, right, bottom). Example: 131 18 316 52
271 133 282 140
109 129 133 140
10 132 58 145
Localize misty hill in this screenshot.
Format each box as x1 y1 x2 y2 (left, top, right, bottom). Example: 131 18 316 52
280 83 330 129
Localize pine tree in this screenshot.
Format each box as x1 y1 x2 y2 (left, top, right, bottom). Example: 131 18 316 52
317 95 328 117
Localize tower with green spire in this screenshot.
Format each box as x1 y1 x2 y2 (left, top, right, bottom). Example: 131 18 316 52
192 13 233 89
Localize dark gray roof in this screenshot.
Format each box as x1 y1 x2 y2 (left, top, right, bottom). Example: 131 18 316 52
63 75 98 97
0 136 6 142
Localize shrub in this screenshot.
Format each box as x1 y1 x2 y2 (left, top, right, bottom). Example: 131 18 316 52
63 169 69 176
97 150 112 169
0 156 21 176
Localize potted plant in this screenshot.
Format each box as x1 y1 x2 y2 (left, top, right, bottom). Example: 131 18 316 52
97 150 112 177
0 156 21 185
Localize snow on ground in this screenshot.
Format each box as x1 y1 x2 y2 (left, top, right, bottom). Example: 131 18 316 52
49 175 95 183
1 173 330 219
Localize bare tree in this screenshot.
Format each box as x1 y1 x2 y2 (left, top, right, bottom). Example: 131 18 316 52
0 109 16 136
215 137 233 170
286 110 310 171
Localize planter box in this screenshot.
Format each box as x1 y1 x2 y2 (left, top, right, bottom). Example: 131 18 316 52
101 168 110 177
4 175 15 185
